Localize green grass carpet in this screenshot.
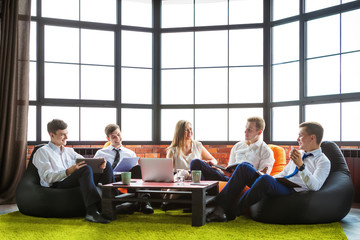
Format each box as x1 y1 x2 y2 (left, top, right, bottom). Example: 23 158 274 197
0 210 347 240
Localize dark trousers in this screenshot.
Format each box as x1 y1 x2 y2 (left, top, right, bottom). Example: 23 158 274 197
190 159 229 181
52 161 114 209
217 162 293 217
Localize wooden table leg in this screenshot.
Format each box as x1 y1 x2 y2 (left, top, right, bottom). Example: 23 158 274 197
101 187 117 220
191 188 206 226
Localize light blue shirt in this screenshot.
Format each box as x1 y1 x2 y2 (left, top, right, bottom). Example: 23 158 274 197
228 140 275 175
33 142 83 187
273 148 331 192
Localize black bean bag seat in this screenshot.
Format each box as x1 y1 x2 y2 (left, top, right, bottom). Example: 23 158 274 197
249 141 354 224
16 144 86 218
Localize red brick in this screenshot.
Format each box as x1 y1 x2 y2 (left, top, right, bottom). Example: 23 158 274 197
135 148 153 154
153 148 167 153
124 145 142 148
207 148 218 154
342 146 360 149
137 154 145 158
160 153 167 158
142 145 161 148
212 153 229 159
90 145 104 148
207 145 226 148
145 153 160 158
217 148 231 153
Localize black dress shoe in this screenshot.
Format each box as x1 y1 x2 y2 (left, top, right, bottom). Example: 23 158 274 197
206 206 227 222
206 211 227 222
85 211 111 224
116 202 136 215
139 202 154 214
225 212 236 221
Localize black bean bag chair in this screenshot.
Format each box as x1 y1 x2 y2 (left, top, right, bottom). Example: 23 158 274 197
249 141 354 224
16 144 86 218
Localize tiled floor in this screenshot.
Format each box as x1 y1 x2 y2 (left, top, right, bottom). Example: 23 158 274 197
1 204 359 239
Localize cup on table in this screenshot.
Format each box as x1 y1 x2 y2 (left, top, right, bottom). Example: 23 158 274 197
191 170 201 183
176 169 186 185
121 172 131 185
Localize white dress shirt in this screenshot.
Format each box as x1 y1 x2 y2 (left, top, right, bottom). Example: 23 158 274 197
228 140 275 174
32 142 83 187
273 148 331 192
94 145 136 168
167 141 203 170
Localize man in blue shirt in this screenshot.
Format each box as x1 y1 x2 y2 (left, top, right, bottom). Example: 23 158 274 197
207 121 331 222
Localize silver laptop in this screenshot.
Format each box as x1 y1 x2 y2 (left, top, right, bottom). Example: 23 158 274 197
140 158 174 182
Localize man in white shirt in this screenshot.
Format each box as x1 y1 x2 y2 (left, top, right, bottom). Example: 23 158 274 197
33 119 113 224
190 116 275 181
94 124 153 214
207 121 331 222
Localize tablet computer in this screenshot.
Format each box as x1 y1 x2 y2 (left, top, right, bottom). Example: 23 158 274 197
113 157 140 175
275 177 301 188
76 158 104 174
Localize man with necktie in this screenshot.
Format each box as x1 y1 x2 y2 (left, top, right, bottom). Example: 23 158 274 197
207 121 331 222
94 124 154 214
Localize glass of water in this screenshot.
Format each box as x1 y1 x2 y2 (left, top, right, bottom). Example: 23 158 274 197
176 169 185 185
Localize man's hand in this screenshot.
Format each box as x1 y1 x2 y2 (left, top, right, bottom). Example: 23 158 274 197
99 158 106 170
223 170 233 178
260 167 268 174
66 161 86 176
290 148 303 167
204 159 217 166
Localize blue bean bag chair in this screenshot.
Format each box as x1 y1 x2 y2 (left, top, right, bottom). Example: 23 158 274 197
249 141 354 224
16 144 86 218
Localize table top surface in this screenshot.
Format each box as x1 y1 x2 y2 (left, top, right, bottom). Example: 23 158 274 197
102 179 219 189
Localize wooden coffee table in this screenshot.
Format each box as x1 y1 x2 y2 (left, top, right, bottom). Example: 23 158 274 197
101 180 219 226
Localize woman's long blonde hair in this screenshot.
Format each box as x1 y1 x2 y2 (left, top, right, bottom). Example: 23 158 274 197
167 120 192 159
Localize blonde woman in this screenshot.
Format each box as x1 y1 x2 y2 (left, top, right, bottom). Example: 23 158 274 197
166 120 217 171
162 120 217 210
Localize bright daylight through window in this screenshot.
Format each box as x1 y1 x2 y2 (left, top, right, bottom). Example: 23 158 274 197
28 0 360 144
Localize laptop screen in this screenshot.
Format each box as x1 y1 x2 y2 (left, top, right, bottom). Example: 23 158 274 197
140 158 174 182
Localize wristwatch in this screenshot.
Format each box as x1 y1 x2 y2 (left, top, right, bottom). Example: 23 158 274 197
298 163 305 171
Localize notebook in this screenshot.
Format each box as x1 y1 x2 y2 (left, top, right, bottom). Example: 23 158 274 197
76 158 104 174
113 157 140 175
140 158 174 183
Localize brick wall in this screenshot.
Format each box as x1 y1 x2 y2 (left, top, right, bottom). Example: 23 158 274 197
26 144 234 163
26 144 359 163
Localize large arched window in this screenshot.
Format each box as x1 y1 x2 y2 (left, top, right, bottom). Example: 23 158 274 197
28 0 360 146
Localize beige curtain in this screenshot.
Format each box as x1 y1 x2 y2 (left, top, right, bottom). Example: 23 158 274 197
0 0 31 204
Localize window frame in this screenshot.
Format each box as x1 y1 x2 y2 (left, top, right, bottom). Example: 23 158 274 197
28 0 360 147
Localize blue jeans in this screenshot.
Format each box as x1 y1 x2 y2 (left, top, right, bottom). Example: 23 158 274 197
217 162 294 217
190 159 229 181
